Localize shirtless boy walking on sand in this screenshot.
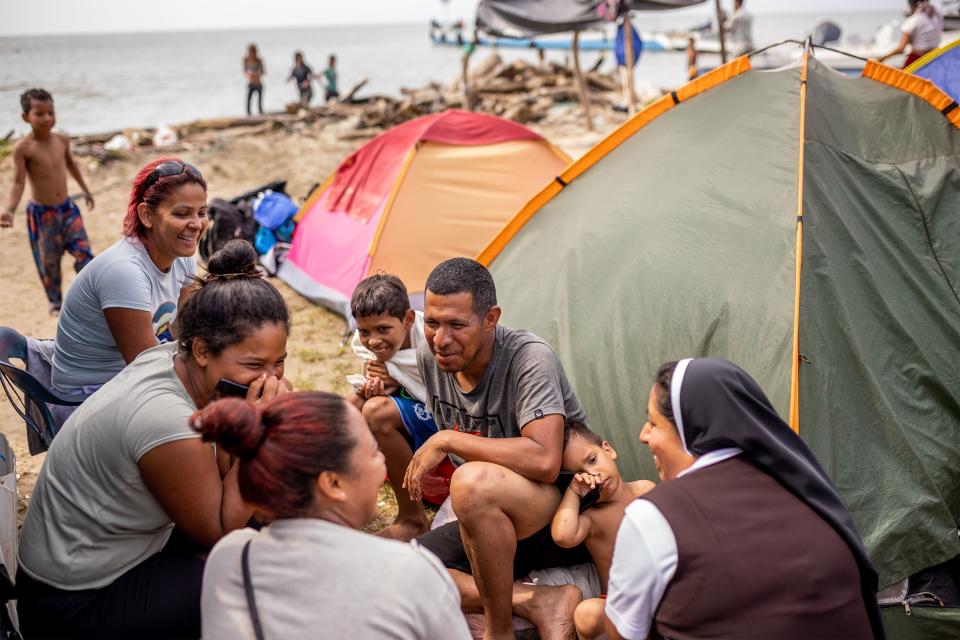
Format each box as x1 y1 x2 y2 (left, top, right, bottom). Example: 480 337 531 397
2 88 95 315
552 422 654 640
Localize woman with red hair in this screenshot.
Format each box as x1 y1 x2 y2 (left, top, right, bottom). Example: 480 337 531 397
198 391 471 639
50 157 208 397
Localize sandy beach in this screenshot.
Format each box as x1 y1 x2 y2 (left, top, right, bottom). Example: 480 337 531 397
3 3 959 637
0 102 614 529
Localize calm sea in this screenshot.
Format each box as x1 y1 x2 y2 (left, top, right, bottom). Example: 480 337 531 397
1 10 902 137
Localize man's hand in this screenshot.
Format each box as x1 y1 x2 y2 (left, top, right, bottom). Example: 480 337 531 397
0 211 13 228
570 472 603 497
83 191 95 211
403 432 449 502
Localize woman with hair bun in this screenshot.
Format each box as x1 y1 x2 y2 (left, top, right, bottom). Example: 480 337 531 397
197 392 471 640
52 157 208 397
17 240 291 639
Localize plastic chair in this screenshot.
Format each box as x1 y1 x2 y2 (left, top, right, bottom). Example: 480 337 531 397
0 327 82 454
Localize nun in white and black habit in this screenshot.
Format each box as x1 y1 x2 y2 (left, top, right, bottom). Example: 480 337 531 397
604 357 883 640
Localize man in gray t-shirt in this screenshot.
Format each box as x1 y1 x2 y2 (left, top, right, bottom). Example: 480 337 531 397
417 325 586 457
408 258 589 637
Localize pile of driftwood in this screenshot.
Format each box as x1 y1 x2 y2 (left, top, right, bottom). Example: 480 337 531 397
70 115 307 162
319 53 626 129
68 53 635 161
464 53 625 125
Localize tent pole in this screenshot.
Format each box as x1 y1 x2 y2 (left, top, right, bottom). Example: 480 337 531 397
572 32 595 131
461 41 476 111
623 13 637 115
714 0 728 64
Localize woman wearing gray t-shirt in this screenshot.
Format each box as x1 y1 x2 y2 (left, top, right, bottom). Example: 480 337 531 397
17 241 292 639
51 157 208 396
197 391 471 640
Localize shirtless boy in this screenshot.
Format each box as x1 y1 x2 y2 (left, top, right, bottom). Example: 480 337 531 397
3 88 95 314
551 421 654 640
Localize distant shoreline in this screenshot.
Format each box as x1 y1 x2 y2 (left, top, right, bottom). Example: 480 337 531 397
0 10 901 136
0 9 900 40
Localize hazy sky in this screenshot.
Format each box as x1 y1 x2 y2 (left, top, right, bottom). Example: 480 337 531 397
1 0 912 37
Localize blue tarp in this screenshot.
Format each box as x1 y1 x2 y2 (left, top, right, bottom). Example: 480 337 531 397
909 39 960 103
253 192 298 230
615 19 643 65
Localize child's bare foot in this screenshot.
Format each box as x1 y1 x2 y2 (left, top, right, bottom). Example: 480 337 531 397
375 516 430 541
514 583 582 640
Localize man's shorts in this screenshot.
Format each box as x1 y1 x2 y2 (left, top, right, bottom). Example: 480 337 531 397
416 472 591 578
389 390 438 450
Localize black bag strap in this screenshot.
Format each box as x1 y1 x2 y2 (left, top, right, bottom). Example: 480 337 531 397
241 540 266 640
0 561 22 640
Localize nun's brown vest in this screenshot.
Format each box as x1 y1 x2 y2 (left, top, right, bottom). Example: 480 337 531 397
642 457 872 640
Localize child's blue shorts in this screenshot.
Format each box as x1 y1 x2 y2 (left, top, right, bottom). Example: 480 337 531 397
389 389 439 450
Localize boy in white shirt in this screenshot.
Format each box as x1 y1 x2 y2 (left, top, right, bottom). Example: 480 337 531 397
348 274 453 540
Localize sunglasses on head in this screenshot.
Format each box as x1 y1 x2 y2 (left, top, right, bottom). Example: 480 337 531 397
144 161 203 191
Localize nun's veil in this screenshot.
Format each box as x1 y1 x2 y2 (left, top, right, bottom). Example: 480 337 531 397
669 357 883 639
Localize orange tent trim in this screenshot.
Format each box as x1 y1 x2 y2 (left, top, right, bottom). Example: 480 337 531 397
293 173 336 223
477 56 753 266
863 60 960 129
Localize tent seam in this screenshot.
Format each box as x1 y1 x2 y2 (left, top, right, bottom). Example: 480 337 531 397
893 165 960 309
805 137 960 307
803 137 960 167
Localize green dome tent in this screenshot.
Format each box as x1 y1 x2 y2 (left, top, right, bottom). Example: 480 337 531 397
479 54 960 631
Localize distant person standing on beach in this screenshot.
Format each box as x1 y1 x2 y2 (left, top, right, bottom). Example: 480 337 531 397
723 0 754 56
323 54 340 102
288 51 314 105
2 88 95 316
878 0 943 68
244 44 265 115
685 36 699 80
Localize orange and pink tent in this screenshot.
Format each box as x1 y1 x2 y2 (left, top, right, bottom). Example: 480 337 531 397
277 109 570 323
